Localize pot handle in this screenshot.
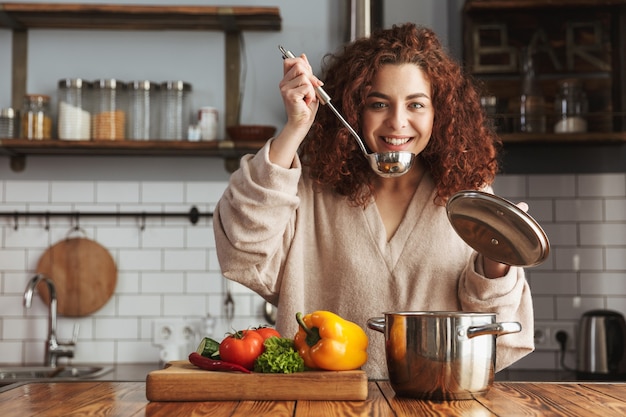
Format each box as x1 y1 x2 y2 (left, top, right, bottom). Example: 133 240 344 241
367 317 385 333
463 321 522 339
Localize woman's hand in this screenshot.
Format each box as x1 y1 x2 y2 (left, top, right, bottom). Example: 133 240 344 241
280 53 321 130
482 202 529 279
270 53 323 168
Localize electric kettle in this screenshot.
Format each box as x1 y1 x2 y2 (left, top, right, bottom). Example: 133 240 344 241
577 309 626 380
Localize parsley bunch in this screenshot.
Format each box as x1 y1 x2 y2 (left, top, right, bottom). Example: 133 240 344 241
253 337 305 373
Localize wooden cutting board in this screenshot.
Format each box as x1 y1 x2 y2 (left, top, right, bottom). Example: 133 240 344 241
146 360 368 401
36 237 117 317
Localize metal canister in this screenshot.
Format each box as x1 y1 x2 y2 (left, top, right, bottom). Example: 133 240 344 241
159 81 192 140
92 79 127 140
0 107 19 139
21 94 52 140
57 78 92 140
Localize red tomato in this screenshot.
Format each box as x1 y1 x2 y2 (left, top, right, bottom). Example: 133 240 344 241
254 326 281 341
219 330 265 370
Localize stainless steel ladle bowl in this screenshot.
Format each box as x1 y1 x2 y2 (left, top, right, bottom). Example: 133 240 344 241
279 46 416 178
370 151 416 177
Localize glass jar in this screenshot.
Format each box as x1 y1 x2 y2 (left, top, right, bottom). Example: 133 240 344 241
57 78 92 140
554 79 588 133
127 80 159 140
198 106 218 141
21 94 52 140
92 78 127 140
518 48 546 133
159 81 192 140
0 107 19 139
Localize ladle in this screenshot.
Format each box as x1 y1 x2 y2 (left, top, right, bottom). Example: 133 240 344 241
279 46 416 178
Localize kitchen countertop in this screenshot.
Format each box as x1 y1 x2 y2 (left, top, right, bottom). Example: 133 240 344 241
1 380 625 416
92 363 162 381
0 362 599 387
496 368 580 381
0 362 161 390
111 364 581 382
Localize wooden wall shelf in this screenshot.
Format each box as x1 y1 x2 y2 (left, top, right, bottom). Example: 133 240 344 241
464 0 626 11
0 2 281 172
463 0 626 173
0 139 264 156
500 132 626 143
463 0 626 146
0 139 264 172
0 3 281 31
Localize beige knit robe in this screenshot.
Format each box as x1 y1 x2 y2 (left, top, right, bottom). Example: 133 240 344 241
213 140 534 379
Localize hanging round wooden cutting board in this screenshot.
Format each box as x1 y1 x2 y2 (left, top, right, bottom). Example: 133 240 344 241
36 237 117 317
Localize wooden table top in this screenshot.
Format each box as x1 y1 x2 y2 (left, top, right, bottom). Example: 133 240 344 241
1 380 626 416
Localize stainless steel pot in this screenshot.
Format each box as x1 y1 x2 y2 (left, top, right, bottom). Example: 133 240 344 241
367 311 521 400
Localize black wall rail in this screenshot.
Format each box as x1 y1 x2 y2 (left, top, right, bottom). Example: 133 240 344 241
1 206 212 231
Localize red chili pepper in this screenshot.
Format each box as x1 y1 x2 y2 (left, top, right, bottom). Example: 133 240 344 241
188 352 251 374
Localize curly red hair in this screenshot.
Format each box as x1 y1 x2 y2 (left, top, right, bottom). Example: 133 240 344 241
303 23 500 206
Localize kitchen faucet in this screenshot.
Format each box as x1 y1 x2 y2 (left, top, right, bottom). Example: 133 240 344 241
23 274 79 367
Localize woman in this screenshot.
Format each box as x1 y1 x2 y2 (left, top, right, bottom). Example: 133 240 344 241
213 23 534 378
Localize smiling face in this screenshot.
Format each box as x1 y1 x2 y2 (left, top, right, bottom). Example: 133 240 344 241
362 64 434 156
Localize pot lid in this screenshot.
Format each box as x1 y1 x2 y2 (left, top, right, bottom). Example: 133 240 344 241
446 190 550 267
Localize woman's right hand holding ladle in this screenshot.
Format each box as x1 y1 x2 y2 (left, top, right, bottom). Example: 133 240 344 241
270 51 323 169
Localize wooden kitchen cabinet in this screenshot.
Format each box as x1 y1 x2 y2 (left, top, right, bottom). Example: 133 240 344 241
0 2 281 171
462 0 626 144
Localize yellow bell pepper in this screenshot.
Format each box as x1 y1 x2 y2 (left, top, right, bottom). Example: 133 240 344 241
294 311 368 371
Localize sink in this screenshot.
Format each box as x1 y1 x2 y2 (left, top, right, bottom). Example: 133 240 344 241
0 365 113 382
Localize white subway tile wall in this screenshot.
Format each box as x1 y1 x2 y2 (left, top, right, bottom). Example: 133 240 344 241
494 173 626 370
0 173 625 371
0 179 269 366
